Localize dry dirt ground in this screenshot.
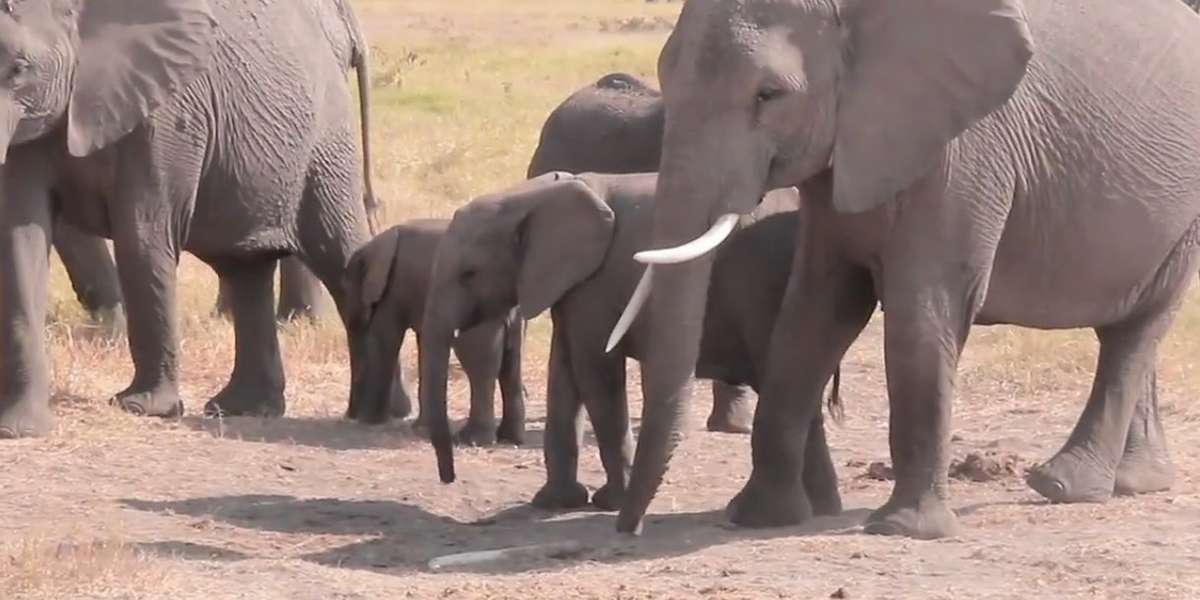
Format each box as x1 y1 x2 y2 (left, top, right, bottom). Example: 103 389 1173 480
5 0 1200 598
4 309 1200 599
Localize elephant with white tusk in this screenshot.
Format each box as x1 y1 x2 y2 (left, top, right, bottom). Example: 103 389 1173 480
416 172 840 513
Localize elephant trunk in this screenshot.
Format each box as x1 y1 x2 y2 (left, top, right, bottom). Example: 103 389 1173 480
616 171 730 533
419 317 456 483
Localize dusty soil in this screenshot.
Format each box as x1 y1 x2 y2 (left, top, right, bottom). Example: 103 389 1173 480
4 315 1199 600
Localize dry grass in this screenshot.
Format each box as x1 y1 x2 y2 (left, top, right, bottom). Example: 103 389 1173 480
8 0 1200 598
0 532 173 599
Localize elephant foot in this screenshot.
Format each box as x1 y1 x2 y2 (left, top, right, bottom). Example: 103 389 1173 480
725 472 813 528
1026 448 1115 503
91 303 127 339
864 494 958 540
1114 448 1175 496
531 481 590 510
708 383 754 434
496 418 526 446
591 481 625 511
203 379 284 418
454 420 498 446
0 394 52 439
112 384 184 418
388 381 413 420
706 413 752 434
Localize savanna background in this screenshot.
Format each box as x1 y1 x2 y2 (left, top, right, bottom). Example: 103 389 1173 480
4 1 1200 598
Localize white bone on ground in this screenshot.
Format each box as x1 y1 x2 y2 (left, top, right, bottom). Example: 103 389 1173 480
427 540 585 570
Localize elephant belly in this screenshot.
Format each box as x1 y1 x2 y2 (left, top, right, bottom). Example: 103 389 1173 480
977 196 1200 330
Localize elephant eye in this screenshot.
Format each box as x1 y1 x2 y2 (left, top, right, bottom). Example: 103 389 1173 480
7 57 28 82
460 268 478 282
756 86 785 105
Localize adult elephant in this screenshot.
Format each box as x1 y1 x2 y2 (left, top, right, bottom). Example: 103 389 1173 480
609 0 1196 538
527 71 761 434
0 0 377 437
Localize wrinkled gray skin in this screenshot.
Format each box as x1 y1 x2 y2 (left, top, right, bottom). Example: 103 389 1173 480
51 217 124 331
527 72 759 434
343 220 526 441
0 0 377 438
617 0 1197 538
418 172 822 512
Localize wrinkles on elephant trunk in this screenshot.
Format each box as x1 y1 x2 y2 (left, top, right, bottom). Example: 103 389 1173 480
419 323 456 483
617 256 715 534
0 96 22 163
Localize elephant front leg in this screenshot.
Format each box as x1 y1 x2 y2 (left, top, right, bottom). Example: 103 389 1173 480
0 154 54 439
531 328 589 510
707 381 754 434
452 322 504 446
107 145 194 419
727 261 875 528
568 334 631 512
864 281 984 540
204 261 286 418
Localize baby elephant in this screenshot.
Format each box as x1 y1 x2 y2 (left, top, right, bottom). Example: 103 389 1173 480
343 219 526 446
419 172 839 514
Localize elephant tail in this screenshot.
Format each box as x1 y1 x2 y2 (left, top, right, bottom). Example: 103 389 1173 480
826 365 845 425
345 5 381 235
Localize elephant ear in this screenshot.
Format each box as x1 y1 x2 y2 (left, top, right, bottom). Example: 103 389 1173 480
512 178 615 319
356 230 402 326
67 0 218 156
832 0 1034 213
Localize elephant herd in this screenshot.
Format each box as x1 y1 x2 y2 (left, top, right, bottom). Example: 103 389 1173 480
2 0 1199 544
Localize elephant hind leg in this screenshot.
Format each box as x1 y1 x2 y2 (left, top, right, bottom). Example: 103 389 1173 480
276 256 330 321
203 260 286 418
495 312 527 445
1113 373 1175 495
1028 219 1198 503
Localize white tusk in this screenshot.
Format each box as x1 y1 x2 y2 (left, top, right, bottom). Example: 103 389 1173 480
634 213 740 264
452 329 460 339
605 265 654 353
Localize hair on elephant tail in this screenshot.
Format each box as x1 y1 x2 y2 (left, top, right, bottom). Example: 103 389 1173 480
826 366 845 426
344 3 381 235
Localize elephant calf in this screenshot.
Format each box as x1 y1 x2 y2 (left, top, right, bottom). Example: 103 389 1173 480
527 71 757 434
343 220 526 445
418 172 839 513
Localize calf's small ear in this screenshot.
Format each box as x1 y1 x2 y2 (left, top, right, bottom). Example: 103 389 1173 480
354 230 401 325
511 178 615 319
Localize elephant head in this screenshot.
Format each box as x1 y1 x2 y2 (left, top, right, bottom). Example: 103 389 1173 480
419 171 614 483
612 0 1033 533
0 0 216 161
342 226 410 424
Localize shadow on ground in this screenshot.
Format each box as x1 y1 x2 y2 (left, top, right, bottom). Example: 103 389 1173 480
179 415 562 451
122 494 870 575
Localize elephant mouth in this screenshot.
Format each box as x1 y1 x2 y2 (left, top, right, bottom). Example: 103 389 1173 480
605 213 740 351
